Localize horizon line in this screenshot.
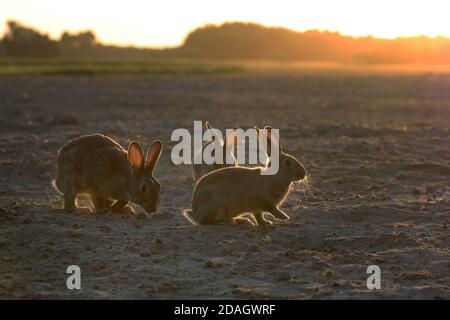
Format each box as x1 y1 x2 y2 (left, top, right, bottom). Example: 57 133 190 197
3 19 450 50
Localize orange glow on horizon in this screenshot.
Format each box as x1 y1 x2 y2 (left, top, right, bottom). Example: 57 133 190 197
1 0 450 48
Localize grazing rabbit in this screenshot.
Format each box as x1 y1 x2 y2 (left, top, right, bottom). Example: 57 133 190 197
183 127 306 226
53 133 163 214
192 121 237 181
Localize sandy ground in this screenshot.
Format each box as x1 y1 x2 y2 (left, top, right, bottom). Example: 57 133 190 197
0 71 449 299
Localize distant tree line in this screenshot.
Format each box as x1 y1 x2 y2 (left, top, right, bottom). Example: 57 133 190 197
0 21 99 58
0 20 192 60
183 22 450 64
2 20 450 64
1 21 58 58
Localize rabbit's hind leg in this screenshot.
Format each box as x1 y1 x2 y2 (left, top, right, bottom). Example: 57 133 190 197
63 192 76 213
58 175 77 213
91 195 109 214
195 199 228 225
253 211 273 226
64 192 91 214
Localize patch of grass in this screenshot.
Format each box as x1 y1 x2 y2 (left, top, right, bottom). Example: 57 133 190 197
0 58 245 75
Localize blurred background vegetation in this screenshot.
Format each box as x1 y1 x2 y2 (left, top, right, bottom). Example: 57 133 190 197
2 20 450 74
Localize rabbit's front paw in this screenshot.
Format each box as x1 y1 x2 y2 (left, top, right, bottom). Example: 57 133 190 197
258 219 273 226
111 200 134 215
270 207 290 221
120 205 136 216
233 217 256 226
254 212 273 226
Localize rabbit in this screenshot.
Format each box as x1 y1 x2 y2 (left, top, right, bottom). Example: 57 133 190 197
192 121 237 181
52 133 163 215
183 126 306 226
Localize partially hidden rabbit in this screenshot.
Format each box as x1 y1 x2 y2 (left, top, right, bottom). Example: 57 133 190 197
53 133 163 214
183 127 306 226
192 121 237 181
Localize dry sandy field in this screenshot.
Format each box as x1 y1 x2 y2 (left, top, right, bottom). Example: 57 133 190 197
0 70 449 299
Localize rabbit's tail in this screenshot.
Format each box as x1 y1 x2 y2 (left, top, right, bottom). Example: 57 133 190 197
182 209 198 225
51 178 63 194
52 154 66 195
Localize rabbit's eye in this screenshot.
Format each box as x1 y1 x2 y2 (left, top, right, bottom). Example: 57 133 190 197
140 184 148 193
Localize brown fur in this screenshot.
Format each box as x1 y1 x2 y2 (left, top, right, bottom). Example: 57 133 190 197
184 127 306 226
54 133 162 214
192 121 237 181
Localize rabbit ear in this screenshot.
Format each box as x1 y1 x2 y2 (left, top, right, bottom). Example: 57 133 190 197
225 128 238 148
254 126 260 139
205 121 224 146
145 140 163 172
264 126 280 156
257 126 279 157
128 141 144 172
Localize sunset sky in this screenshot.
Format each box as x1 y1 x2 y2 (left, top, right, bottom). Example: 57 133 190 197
1 0 449 47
